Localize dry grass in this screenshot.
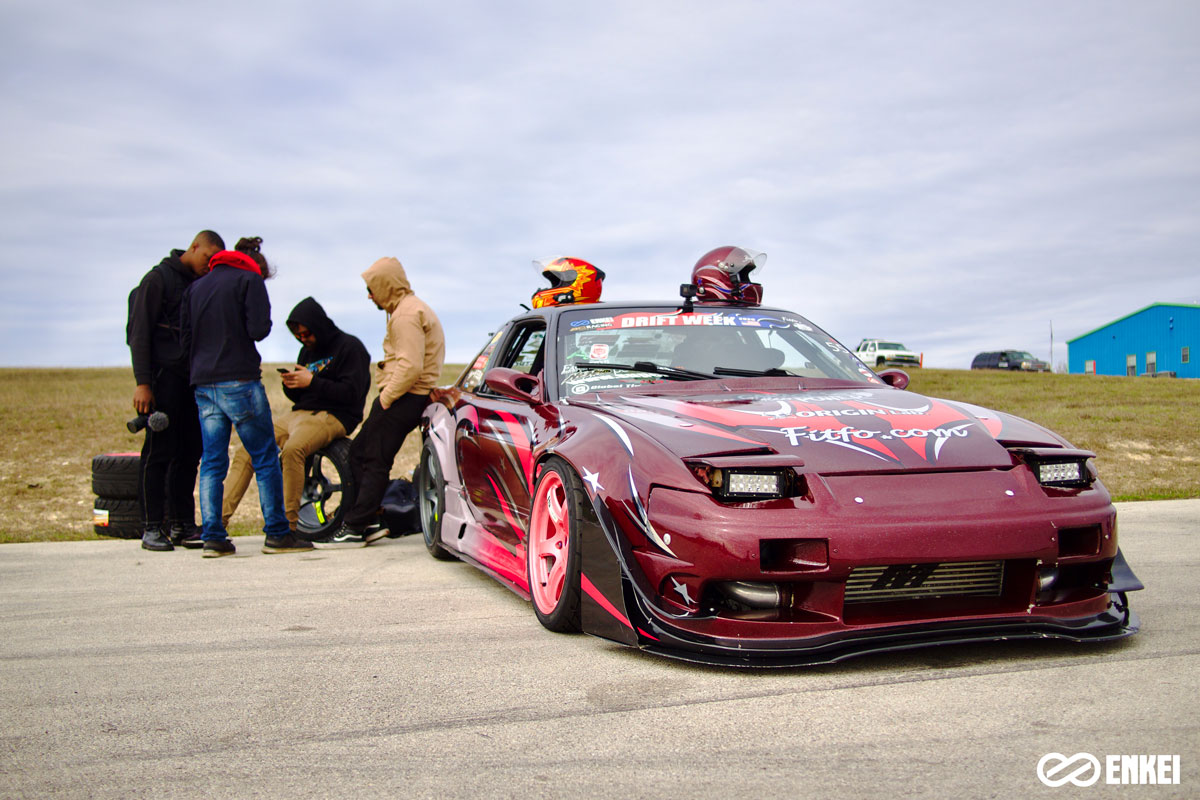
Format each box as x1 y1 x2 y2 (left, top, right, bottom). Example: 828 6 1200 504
0 364 464 543
908 368 1200 502
1 365 1196 543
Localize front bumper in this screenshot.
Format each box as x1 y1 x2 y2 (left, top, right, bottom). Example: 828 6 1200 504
627 592 1139 668
576 473 1142 668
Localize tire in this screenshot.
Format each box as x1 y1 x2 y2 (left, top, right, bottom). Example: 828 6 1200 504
296 438 355 538
91 453 140 500
418 439 456 560
93 496 141 539
526 457 583 632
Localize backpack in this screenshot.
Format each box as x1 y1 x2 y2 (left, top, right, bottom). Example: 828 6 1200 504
380 477 421 537
126 261 188 345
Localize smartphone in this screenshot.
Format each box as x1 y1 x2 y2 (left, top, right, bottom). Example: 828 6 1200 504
277 367 290 373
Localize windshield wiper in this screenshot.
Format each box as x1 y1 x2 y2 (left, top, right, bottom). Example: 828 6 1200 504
571 360 713 380
713 366 793 377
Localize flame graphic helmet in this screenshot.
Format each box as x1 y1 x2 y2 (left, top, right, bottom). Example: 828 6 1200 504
690 246 766 305
531 256 606 308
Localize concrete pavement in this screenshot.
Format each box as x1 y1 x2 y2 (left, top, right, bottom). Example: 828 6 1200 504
1 499 1196 798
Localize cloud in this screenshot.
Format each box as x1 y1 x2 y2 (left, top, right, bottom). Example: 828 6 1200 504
1 0 1198 372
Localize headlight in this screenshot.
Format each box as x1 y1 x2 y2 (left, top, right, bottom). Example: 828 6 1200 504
726 472 784 496
689 465 798 501
1009 448 1096 490
1037 461 1084 485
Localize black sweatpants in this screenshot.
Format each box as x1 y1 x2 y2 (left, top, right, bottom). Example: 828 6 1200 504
138 368 203 529
346 393 430 528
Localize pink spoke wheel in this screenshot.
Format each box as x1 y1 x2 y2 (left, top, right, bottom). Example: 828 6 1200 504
526 459 583 631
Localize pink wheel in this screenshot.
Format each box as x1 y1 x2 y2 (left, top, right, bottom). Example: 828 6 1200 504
526 459 582 632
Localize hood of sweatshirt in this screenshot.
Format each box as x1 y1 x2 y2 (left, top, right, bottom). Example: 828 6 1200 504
286 297 340 347
362 257 412 312
209 250 262 276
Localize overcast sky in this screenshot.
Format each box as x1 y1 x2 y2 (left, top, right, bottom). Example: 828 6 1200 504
2 0 1197 372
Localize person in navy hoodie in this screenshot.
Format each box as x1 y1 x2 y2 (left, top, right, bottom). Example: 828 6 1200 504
180 236 312 557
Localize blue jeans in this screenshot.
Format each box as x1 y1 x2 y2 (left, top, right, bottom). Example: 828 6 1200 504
195 381 289 540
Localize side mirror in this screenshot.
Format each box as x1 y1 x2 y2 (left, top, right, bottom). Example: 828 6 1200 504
877 369 909 390
483 367 542 404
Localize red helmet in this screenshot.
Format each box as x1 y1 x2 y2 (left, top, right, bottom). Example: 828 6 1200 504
531 257 605 308
691 246 765 305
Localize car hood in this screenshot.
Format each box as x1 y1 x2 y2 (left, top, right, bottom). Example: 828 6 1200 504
571 381 1066 473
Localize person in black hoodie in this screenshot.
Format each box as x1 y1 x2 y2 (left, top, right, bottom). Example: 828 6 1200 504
128 230 224 552
181 236 311 557
221 297 370 536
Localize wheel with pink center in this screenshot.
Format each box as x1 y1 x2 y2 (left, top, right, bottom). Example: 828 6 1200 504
526 458 583 632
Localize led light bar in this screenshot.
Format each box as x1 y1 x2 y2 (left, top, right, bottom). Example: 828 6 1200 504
1038 461 1084 486
725 471 784 497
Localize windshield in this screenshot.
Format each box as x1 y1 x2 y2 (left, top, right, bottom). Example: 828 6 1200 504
878 342 908 351
556 307 877 394
1012 351 1036 361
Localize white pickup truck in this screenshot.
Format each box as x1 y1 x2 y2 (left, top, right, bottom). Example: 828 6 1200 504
855 339 922 369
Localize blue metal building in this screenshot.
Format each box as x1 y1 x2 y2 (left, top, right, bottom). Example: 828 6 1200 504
1068 303 1199 377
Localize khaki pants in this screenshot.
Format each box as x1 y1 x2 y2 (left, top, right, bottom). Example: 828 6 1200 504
222 409 347 528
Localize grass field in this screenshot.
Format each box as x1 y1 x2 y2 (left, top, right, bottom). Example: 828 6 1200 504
1 366 1197 543
0 364 465 543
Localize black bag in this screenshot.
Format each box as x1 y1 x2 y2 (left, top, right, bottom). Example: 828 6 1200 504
380 477 421 537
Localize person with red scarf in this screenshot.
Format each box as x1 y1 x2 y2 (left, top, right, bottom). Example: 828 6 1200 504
181 237 312 557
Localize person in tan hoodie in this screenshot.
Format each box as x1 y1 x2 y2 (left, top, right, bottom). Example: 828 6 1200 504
320 256 445 547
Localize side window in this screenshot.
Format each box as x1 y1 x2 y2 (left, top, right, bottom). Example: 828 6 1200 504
457 330 505 393
501 325 547 375
476 320 548 396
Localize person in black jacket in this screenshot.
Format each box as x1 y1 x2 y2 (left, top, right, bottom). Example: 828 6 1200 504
181 236 311 557
128 230 224 552
221 297 370 537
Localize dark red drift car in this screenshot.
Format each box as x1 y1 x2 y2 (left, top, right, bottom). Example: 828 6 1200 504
416 256 1140 667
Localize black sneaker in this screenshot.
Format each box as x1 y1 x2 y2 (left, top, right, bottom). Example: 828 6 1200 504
362 522 391 547
262 532 315 554
311 525 365 549
169 522 204 549
141 527 174 551
202 539 236 558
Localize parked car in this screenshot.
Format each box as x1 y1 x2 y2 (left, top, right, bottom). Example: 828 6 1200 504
415 248 1140 666
855 339 921 369
972 350 1050 372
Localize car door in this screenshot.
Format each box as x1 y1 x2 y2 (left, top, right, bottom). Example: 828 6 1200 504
454 319 546 555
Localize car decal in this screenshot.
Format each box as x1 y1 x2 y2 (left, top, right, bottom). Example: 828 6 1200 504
581 467 603 492
602 390 1004 465
486 473 524 535
626 466 676 557
600 398 765 447
580 573 633 631
597 415 634 456
493 410 535 489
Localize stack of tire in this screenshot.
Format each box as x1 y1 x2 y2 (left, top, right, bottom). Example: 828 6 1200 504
89 441 356 540
91 453 141 539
